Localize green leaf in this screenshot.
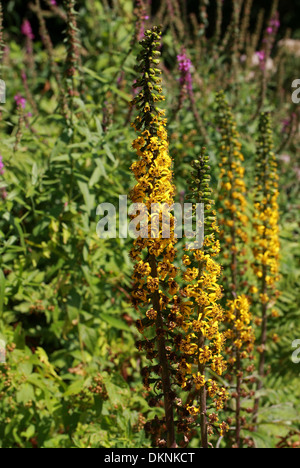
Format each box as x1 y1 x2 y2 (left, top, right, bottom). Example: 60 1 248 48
32 163 38 186
100 313 130 332
103 143 116 163
78 323 98 353
89 165 103 187
21 425 36 440
16 383 35 404
78 180 96 215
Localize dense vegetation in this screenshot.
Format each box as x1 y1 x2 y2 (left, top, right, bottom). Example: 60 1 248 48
0 0 299 448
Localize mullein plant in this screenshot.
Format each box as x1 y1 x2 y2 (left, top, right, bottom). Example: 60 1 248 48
252 113 280 422
216 92 255 448
130 26 180 448
179 148 229 448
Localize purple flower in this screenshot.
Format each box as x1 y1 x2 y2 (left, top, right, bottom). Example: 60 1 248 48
256 50 266 70
21 20 34 40
281 118 290 134
0 155 5 175
177 52 192 73
270 15 280 29
256 51 265 62
177 50 193 92
14 94 27 109
50 0 57 5
265 13 280 37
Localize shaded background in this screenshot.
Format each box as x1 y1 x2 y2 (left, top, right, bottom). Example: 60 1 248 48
3 0 300 42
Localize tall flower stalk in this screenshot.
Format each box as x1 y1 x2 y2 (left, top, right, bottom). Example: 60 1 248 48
240 0 253 51
252 113 280 421
180 148 229 447
130 26 179 448
216 92 255 448
252 12 280 120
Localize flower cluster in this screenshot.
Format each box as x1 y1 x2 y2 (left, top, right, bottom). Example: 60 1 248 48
14 94 26 110
0 155 4 175
252 112 280 418
175 48 207 141
178 148 229 446
252 113 280 294
176 49 193 111
130 26 179 448
177 49 192 92
266 13 280 35
256 12 280 71
21 20 34 40
65 0 80 77
216 92 255 447
216 92 248 295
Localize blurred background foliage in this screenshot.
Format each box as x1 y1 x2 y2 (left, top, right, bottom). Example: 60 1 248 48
3 0 300 39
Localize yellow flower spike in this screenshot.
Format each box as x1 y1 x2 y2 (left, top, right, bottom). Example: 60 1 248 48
216 92 255 448
178 147 228 448
130 27 179 448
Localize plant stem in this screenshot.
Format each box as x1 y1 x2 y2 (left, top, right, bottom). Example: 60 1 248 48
198 333 208 448
149 254 176 448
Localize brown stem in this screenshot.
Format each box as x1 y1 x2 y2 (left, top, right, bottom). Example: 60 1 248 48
235 350 242 447
188 88 208 144
149 254 176 448
198 334 208 448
